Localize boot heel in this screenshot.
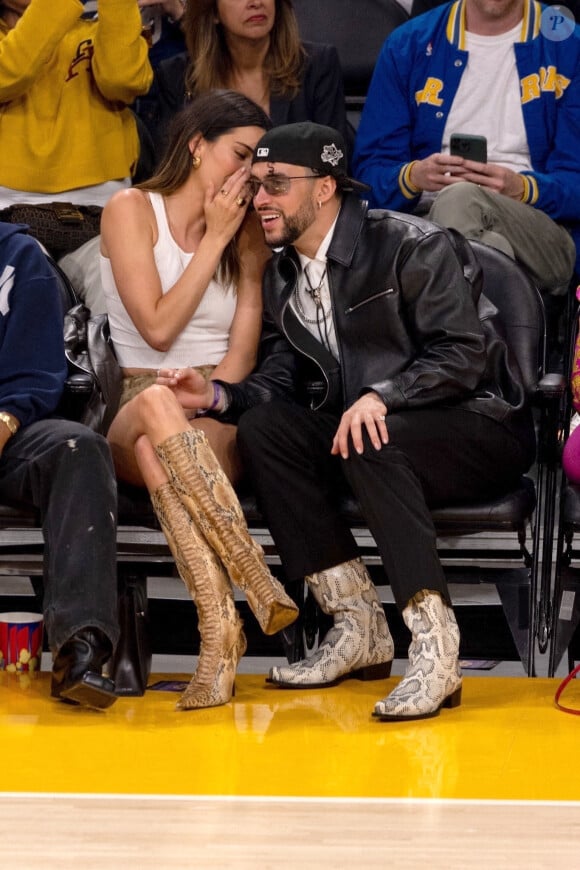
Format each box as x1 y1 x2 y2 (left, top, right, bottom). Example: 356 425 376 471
357 660 393 681
59 672 117 709
443 686 462 709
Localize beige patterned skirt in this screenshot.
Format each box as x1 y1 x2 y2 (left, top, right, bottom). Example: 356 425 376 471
120 365 216 409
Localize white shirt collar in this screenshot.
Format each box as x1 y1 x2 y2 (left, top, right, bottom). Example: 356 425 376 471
297 214 339 272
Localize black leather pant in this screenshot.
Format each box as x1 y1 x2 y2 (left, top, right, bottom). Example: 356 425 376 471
0 419 119 654
237 401 534 610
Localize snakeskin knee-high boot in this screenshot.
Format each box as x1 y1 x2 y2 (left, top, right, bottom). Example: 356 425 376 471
150 482 246 710
268 558 394 687
373 590 462 721
155 429 299 636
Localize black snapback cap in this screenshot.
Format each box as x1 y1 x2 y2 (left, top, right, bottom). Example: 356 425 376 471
252 121 370 193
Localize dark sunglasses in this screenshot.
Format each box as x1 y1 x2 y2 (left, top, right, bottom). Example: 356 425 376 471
246 174 321 198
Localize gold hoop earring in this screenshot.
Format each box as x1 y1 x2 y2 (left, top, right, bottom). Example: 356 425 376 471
192 154 201 170
317 200 322 210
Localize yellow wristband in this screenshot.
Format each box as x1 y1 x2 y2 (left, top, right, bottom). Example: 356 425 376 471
405 161 422 195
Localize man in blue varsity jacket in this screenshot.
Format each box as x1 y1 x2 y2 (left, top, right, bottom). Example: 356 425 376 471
0 221 119 708
353 0 580 292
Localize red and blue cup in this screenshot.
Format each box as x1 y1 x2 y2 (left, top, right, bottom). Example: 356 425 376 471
0 612 44 672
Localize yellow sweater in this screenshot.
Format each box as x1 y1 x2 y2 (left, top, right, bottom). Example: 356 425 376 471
0 0 153 193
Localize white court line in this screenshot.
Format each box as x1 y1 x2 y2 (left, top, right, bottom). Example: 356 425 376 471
1 792 580 808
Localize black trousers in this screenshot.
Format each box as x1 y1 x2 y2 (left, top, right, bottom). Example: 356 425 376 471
0 419 119 654
237 401 534 610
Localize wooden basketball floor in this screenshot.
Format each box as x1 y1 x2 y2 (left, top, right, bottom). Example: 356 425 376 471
2 667 580 868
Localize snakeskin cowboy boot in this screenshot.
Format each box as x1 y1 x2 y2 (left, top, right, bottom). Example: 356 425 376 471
150 482 246 710
267 557 394 687
155 429 298 636
373 589 462 721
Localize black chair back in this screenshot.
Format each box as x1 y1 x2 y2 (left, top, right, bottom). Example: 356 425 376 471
293 0 409 98
46 254 79 317
468 239 546 399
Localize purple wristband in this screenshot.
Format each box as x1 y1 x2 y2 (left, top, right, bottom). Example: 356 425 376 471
208 381 221 411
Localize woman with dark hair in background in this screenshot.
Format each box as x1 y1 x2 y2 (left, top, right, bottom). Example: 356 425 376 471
101 90 298 712
138 0 347 163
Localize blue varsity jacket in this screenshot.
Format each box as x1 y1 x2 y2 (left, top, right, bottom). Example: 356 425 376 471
353 0 580 272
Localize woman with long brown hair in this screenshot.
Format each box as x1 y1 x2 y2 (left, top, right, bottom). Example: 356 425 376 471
100 90 298 711
139 0 347 162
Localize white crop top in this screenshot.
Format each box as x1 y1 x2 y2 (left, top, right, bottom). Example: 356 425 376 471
100 191 237 369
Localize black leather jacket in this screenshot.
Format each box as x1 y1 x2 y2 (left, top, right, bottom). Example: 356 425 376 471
222 195 535 453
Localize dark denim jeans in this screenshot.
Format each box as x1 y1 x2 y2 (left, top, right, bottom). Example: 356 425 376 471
0 419 119 655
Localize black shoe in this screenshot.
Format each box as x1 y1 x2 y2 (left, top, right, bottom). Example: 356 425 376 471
51 628 117 710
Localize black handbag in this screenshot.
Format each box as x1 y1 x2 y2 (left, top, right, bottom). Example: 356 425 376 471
62 304 122 435
108 571 152 697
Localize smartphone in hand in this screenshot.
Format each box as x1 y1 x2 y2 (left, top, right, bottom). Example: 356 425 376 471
449 134 487 163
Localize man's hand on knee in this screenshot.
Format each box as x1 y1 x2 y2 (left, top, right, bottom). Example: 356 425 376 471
331 393 388 459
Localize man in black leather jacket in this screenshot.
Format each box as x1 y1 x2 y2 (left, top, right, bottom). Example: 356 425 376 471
161 122 536 722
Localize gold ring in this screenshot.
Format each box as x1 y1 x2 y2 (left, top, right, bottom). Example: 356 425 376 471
235 196 246 207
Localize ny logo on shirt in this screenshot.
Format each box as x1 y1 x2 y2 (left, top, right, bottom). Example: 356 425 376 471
0 265 15 316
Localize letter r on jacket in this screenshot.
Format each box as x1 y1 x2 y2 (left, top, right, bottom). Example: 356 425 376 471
520 73 540 104
415 77 444 106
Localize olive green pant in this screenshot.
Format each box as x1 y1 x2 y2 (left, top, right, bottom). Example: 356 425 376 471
428 181 576 293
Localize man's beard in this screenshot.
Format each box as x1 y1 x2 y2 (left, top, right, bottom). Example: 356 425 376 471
265 199 317 248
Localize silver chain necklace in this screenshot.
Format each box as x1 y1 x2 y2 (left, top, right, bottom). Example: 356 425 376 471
294 266 329 324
